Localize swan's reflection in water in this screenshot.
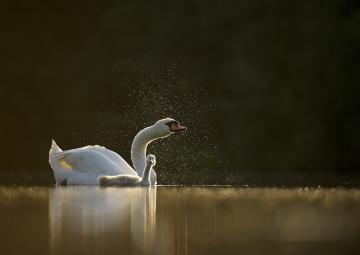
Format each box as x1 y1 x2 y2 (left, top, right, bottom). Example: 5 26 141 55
49 187 156 255
47 187 360 255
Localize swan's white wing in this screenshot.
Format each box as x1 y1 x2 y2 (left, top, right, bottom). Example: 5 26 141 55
56 146 136 175
82 145 136 175
49 142 138 185
55 149 120 176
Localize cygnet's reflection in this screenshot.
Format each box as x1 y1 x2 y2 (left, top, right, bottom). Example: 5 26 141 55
49 186 157 254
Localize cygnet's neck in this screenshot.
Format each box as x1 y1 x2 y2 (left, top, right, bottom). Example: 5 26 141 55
131 126 158 176
139 161 152 186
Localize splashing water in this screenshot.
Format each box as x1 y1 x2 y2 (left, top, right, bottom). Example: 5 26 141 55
94 66 219 185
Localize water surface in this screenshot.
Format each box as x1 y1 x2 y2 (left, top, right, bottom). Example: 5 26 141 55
0 186 359 255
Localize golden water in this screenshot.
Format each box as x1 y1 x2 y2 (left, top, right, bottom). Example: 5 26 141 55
0 187 359 255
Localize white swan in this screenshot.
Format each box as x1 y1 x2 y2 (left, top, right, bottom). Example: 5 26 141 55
98 154 156 186
48 118 187 185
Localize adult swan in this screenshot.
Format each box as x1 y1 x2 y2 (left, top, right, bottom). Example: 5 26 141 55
49 118 187 185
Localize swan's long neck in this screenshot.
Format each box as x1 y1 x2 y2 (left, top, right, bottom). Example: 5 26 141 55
139 162 152 186
131 126 158 176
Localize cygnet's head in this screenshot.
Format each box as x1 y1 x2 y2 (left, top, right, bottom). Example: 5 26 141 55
152 118 187 138
146 154 157 166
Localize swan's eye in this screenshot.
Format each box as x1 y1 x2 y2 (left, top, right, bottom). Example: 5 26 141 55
166 120 178 127
166 121 173 128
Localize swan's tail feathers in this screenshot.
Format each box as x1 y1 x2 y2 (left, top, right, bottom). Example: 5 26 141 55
49 140 68 185
50 139 62 154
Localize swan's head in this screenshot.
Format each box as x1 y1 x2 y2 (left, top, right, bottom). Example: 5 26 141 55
152 118 187 138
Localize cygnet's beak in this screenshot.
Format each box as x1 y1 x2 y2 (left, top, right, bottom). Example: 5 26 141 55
171 123 187 133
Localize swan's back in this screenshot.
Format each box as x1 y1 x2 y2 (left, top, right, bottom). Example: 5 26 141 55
83 145 135 172
49 140 137 185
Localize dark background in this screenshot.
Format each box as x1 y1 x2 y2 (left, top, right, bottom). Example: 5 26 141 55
0 0 359 185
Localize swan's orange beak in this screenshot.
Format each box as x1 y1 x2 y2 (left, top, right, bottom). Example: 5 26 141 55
170 123 187 133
